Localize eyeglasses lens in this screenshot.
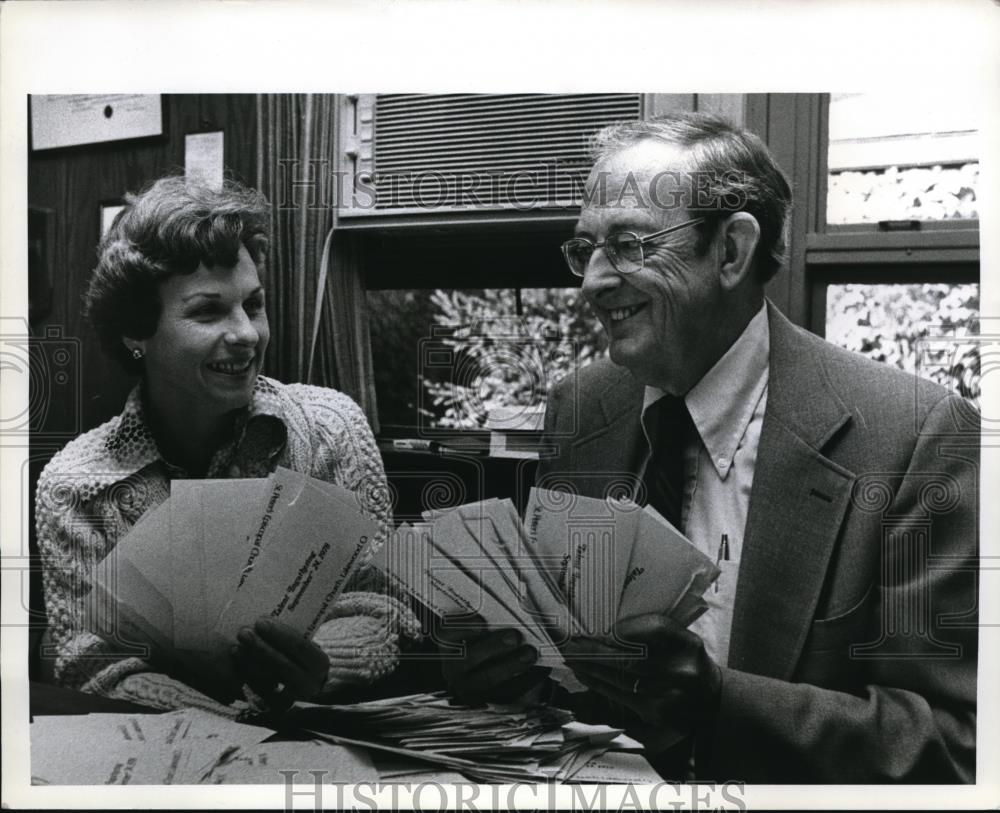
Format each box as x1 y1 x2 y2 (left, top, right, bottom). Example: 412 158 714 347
563 240 593 276
606 234 643 273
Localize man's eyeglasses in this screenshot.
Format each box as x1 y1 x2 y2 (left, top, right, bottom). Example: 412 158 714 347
560 217 705 278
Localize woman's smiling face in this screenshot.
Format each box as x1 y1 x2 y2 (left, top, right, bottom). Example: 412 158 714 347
135 245 269 420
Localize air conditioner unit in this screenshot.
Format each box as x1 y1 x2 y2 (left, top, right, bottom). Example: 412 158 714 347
335 93 753 231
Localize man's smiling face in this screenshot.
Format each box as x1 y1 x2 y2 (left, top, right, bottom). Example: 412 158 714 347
577 140 722 394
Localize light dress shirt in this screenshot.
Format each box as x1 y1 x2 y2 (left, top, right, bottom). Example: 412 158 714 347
639 304 769 666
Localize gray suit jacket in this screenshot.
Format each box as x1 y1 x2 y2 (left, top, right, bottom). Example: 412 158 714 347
537 302 978 782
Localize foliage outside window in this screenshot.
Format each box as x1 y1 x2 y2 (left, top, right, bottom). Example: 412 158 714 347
368 288 605 430
825 283 980 406
827 163 979 225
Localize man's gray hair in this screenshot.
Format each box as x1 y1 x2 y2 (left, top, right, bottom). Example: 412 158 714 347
589 113 792 283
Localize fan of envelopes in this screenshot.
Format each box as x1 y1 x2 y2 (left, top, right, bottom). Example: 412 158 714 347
372 488 720 692
89 467 382 689
292 691 655 783
92 468 718 722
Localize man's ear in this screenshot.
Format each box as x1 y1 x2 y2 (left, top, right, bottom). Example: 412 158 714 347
718 212 761 291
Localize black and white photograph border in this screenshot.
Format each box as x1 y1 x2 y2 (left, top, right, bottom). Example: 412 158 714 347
2 0 999 809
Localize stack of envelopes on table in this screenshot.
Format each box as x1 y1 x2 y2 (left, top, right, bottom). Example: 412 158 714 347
88 467 379 687
373 488 719 691
291 692 648 783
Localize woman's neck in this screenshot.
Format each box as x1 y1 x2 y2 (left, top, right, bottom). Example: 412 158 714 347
142 382 236 475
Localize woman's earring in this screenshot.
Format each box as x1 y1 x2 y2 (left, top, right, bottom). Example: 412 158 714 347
131 348 145 361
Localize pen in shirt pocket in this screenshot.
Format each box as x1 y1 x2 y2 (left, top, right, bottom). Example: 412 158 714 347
715 533 730 592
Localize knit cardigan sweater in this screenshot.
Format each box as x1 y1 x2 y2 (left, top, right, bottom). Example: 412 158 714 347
36 376 420 717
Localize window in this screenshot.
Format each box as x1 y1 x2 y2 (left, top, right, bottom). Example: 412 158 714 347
367 287 605 431
825 282 980 404
765 92 980 406
826 91 980 225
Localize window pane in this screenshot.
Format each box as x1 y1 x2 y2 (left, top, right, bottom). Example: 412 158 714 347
367 288 606 430
826 92 979 225
825 283 979 405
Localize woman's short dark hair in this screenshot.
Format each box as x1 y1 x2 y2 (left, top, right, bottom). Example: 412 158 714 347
83 176 271 375
590 113 792 283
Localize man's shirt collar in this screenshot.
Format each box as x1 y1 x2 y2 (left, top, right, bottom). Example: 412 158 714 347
643 304 769 477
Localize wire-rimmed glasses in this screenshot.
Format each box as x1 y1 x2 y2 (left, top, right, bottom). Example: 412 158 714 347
561 217 705 277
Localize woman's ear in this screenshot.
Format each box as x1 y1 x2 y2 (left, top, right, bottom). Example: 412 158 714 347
719 212 761 291
122 337 146 360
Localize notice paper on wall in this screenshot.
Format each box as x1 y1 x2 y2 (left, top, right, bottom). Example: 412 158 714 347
30 94 163 151
185 131 224 190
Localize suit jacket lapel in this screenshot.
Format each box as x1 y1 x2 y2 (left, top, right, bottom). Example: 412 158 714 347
727 304 856 680
569 364 645 498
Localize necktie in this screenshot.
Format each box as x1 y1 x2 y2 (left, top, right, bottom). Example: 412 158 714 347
641 395 696 531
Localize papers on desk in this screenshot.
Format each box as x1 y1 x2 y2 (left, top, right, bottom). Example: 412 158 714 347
30 709 275 784
292 692 651 783
30 702 651 785
88 467 378 686
31 709 377 785
201 740 376 784
373 488 719 691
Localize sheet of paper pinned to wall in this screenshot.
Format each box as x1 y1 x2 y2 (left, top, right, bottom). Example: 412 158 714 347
30 94 163 151
185 131 225 190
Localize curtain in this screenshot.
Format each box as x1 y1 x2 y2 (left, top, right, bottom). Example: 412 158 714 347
255 94 379 431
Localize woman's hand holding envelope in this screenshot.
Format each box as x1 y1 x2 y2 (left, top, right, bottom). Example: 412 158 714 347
154 615 331 709
231 617 331 708
147 644 246 705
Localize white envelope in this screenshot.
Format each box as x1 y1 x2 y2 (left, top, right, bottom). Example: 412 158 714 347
214 469 377 641
169 477 267 651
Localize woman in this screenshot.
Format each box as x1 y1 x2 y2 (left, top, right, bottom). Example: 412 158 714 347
35 176 419 718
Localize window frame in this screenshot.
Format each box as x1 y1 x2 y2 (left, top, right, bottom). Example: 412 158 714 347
818 92 981 241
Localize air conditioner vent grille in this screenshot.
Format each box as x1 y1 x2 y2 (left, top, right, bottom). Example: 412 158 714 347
371 93 641 211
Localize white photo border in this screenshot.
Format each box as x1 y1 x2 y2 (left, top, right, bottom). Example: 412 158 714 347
2 0 998 808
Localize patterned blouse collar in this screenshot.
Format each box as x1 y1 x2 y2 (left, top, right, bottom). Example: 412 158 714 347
105 375 288 479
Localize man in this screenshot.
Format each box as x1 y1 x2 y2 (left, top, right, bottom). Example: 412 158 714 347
440 113 978 783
